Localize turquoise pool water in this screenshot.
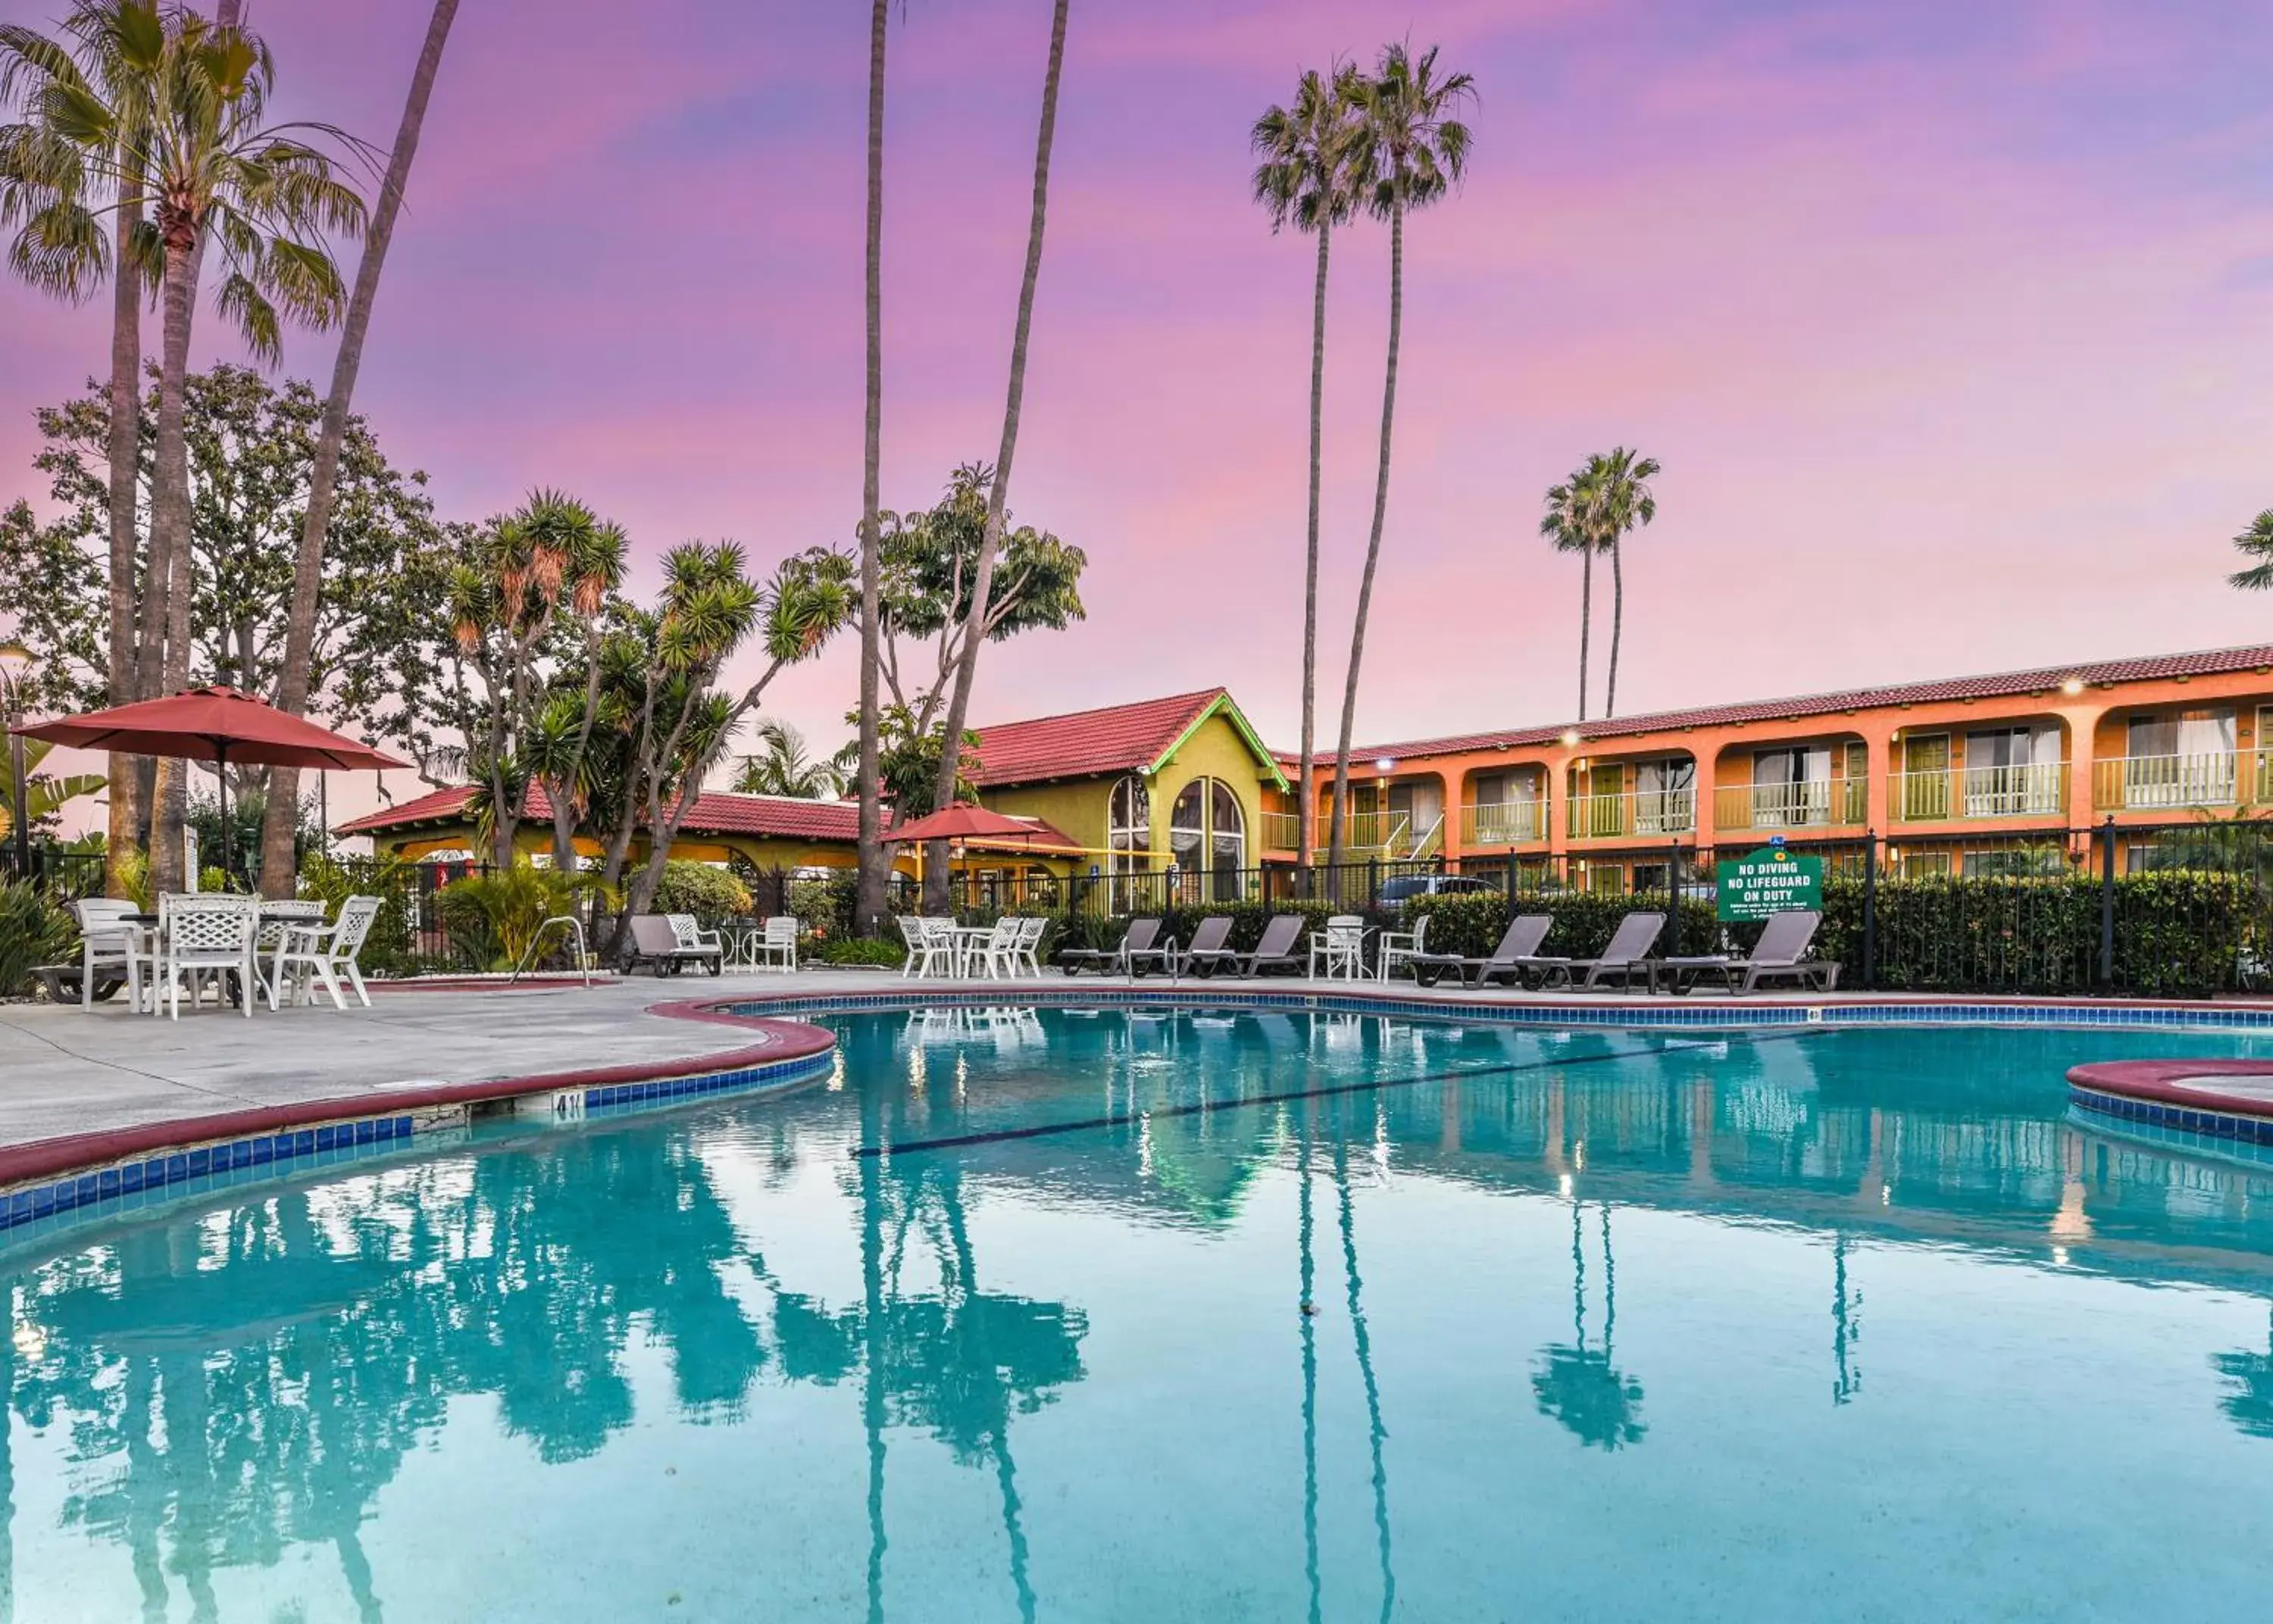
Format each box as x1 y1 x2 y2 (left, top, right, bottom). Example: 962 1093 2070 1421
9 1010 2273 1620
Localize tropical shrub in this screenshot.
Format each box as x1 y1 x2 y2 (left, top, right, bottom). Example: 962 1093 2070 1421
435 860 601 972
0 881 74 998
808 935 906 967
652 860 752 926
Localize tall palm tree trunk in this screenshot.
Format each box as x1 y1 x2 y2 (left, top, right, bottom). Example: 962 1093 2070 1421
259 0 460 897
1576 548 1592 723
1327 196 1403 886
925 0 1068 914
853 0 890 936
103 179 144 898
1297 219 1330 890
145 233 202 895
1605 536 1622 719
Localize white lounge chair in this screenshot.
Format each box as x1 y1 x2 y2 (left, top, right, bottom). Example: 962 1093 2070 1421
270 895 383 1010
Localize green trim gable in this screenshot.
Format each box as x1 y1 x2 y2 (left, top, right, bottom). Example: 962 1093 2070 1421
1149 693 1289 792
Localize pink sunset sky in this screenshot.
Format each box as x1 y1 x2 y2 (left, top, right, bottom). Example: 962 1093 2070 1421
8 0 2273 812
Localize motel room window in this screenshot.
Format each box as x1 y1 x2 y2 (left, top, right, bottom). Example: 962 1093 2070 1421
1752 745 1831 825
1108 775 1151 875
1962 726 2062 816
2124 709 2236 807
1170 778 1246 898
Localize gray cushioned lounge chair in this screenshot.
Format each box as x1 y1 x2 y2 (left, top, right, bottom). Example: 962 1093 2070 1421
1410 914 1555 988
1566 910 1667 992
1059 917 1161 976
1662 909 1839 995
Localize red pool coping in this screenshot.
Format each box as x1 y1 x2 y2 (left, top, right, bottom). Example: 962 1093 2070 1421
2066 1059 2273 1121
0 999 833 1192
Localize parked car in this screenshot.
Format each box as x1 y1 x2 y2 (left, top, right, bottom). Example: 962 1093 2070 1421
1376 874 1496 905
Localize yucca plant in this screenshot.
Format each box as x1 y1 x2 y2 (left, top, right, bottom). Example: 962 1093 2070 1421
0 880 75 997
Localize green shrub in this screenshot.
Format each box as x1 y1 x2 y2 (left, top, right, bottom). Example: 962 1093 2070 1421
435 859 598 972
0 881 74 998
808 935 906 967
790 872 858 938
653 860 753 926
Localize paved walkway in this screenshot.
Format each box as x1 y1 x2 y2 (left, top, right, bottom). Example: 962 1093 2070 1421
2 969 2262 1156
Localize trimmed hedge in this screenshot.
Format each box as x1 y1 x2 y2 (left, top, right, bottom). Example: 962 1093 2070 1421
1404 892 1729 961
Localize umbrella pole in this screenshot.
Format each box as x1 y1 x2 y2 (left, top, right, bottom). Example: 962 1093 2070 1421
214 739 229 892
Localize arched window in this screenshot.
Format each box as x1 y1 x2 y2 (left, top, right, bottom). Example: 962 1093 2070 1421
1108 775 1150 876
1169 778 1246 899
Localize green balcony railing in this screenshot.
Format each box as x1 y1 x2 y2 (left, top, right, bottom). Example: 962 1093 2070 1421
1459 800 1546 847
1891 763 2067 823
2092 752 2241 812
1565 787 1695 840
1714 778 1867 832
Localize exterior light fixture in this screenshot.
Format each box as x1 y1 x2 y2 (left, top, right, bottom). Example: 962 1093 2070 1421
1560 729 1581 748
1374 756 1398 774
2061 677 2084 696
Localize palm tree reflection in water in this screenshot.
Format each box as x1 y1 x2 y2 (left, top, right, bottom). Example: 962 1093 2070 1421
1532 1202 1647 1451
2214 1304 2273 1440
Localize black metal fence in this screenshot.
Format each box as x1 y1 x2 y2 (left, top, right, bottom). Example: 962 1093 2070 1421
15 819 2273 996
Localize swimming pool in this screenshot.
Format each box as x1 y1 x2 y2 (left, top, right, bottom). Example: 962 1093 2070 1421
8 1007 2273 1620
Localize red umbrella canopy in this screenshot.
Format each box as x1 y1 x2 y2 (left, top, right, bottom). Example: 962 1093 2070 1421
12 686 409 771
883 802 1078 852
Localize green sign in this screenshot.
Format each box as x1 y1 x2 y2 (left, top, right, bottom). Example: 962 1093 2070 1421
1717 846 1823 921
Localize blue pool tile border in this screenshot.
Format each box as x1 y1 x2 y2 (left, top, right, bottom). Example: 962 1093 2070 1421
0 1036 838 1254
720 985 2273 1035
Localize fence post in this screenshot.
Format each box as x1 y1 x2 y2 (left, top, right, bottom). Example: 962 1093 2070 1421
1666 836 1681 957
1861 831 1877 991
2098 814 2117 992
1506 849 1518 904
1367 856 1380 907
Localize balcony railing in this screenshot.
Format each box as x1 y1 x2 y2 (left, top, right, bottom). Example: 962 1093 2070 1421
1260 809 1414 856
1459 800 1546 847
2092 752 2240 812
1714 778 1867 832
1565 787 1696 840
1891 763 2067 823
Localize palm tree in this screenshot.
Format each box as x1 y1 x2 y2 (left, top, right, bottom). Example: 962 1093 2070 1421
25 9 366 889
1252 63 1362 889
2228 509 2273 591
259 0 459 898
2 0 165 896
925 0 1069 914
853 0 896 940
1540 462 1602 721
1591 447 1658 718
731 720 849 799
1324 42 1473 879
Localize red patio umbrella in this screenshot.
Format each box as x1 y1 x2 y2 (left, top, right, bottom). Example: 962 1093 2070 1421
881 802 1079 854
13 686 408 885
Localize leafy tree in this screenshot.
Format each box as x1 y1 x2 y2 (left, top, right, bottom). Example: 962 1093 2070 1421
866 462 1086 735
861 704 978 823
927 0 1071 914
439 489 625 867
261 0 461 898
1324 42 1473 878
0 367 450 802
1252 61 1363 881
731 718 853 799
592 544 854 935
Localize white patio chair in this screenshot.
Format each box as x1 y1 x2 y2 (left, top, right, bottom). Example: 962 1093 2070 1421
270 895 384 1010
896 915 929 977
921 916 965 977
156 895 259 1019
971 917 1021 979
665 914 725 973
1013 915 1047 977
69 897 154 1010
1307 915 1369 981
752 915 799 973
254 899 327 1005
1376 913 1430 982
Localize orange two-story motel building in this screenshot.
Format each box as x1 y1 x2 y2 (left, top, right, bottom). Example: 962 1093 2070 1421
1277 642 2273 889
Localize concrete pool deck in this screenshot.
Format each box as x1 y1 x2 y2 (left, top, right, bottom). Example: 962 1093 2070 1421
8 969 2273 1159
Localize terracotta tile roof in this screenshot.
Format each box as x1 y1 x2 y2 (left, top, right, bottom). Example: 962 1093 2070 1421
1345 643 2273 762
331 782 1080 854
969 689 1228 785
333 784 867 842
